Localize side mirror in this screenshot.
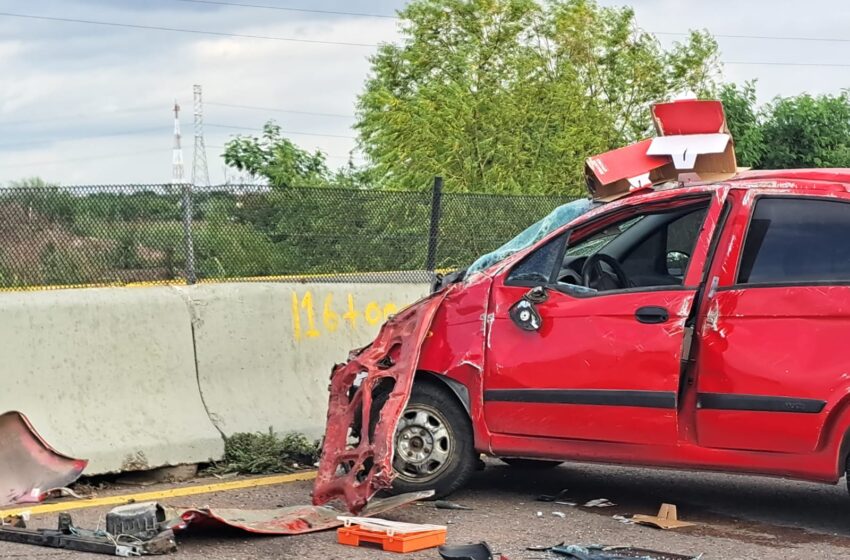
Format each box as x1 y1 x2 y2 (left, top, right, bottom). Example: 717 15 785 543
666 251 690 277
508 287 548 332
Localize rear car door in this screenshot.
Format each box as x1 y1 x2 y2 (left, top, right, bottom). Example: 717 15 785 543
694 192 850 453
484 192 726 446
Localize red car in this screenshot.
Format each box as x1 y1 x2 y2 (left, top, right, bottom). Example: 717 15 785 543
314 169 850 511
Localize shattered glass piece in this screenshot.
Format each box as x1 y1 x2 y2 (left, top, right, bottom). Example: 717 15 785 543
175 490 433 535
312 294 447 514
551 545 700 560
467 199 598 276
0 411 87 508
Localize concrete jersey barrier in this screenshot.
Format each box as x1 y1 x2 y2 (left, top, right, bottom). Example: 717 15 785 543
0 287 224 474
179 282 431 438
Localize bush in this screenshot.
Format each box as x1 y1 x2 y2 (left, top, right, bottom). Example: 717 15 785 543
208 429 319 475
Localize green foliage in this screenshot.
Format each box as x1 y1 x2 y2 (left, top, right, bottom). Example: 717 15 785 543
356 0 720 194
719 82 765 168
39 242 91 285
760 92 850 169
209 429 319 475
223 122 332 188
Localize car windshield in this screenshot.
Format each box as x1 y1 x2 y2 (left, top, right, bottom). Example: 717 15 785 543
467 198 599 275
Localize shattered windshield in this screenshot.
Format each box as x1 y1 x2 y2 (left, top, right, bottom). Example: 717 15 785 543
467 198 599 275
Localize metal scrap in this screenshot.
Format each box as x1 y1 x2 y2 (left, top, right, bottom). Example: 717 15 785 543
550 545 700 560
176 490 433 535
312 294 447 513
0 411 87 508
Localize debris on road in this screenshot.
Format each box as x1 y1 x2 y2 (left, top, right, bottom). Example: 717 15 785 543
313 294 447 513
0 508 176 556
552 511 566 518
582 499 616 508
549 544 700 559
537 490 570 502
439 541 505 560
177 490 433 535
336 517 447 553
631 504 696 530
434 500 473 511
0 411 87 508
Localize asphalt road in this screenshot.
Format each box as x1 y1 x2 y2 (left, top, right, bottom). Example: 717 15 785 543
2 460 850 559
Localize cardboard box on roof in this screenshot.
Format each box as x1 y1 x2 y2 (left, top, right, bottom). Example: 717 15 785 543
584 139 677 201
585 99 738 201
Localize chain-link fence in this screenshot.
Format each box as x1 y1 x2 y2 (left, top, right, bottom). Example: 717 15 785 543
0 180 578 290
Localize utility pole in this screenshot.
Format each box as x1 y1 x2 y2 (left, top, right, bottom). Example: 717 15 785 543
192 84 210 187
171 101 184 185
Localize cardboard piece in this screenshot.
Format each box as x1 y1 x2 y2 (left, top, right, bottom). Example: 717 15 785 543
585 139 676 201
585 99 738 201
631 503 696 530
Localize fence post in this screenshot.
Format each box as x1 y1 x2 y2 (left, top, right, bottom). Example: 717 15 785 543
181 183 197 284
425 176 443 272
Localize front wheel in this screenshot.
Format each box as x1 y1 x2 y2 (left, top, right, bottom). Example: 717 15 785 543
391 382 476 498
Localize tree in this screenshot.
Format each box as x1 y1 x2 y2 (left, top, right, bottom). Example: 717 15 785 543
719 82 765 168
356 0 720 194
222 122 332 188
759 92 850 169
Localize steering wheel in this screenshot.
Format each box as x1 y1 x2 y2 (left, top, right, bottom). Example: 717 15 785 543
581 253 630 291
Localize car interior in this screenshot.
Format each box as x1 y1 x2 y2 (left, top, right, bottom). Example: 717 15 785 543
507 201 710 294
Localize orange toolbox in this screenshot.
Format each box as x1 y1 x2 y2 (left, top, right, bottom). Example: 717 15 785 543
337 518 447 553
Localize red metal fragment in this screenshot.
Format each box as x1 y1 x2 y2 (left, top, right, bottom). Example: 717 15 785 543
176 490 433 535
312 293 447 513
0 411 87 507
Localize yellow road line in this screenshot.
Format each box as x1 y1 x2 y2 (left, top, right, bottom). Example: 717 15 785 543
0 471 317 517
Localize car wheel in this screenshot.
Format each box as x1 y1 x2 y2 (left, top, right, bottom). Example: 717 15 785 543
500 458 563 469
391 382 476 498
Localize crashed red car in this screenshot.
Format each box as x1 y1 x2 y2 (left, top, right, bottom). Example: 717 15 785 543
313 100 850 512
315 170 850 509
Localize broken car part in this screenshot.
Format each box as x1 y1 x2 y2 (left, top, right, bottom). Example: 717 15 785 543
439 541 499 560
107 502 168 540
550 545 700 560
0 511 176 556
0 411 87 507
312 295 447 513
177 490 433 535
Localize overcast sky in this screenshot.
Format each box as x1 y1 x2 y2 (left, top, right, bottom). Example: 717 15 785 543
0 0 847 186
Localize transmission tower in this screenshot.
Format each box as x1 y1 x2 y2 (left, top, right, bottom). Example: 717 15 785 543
171 101 184 185
192 84 210 186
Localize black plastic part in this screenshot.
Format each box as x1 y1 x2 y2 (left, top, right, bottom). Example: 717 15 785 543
509 298 543 331
439 541 494 560
635 306 669 324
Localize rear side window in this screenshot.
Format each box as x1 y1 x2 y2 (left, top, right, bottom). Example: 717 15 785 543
738 198 850 284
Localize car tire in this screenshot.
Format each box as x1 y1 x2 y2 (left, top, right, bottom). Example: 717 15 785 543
500 458 563 469
390 381 477 499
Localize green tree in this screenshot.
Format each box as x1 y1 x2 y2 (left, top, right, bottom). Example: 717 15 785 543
719 82 765 168
223 122 332 188
356 0 720 194
759 92 850 169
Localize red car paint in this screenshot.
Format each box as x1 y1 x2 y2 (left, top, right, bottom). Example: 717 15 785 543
317 170 850 511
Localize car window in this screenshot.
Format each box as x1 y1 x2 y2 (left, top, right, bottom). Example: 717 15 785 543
738 198 850 284
505 233 566 285
565 216 643 257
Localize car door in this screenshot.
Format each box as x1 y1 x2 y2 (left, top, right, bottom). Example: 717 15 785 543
483 192 726 446
693 192 850 453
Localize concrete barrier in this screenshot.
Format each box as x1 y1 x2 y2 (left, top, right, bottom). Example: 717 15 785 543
0 281 430 474
178 282 431 438
0 288 224 474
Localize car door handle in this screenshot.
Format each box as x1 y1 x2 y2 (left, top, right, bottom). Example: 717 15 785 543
635 306 669 324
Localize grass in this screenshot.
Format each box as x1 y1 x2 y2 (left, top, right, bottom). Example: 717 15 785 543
207 429 320 475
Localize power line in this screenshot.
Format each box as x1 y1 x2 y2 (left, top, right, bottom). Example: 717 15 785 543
206 123 356 139
654 30 850 45
0 11 379 48
0 148 171 168
206 101 354 119
173 0 397 19
726 60 850 68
